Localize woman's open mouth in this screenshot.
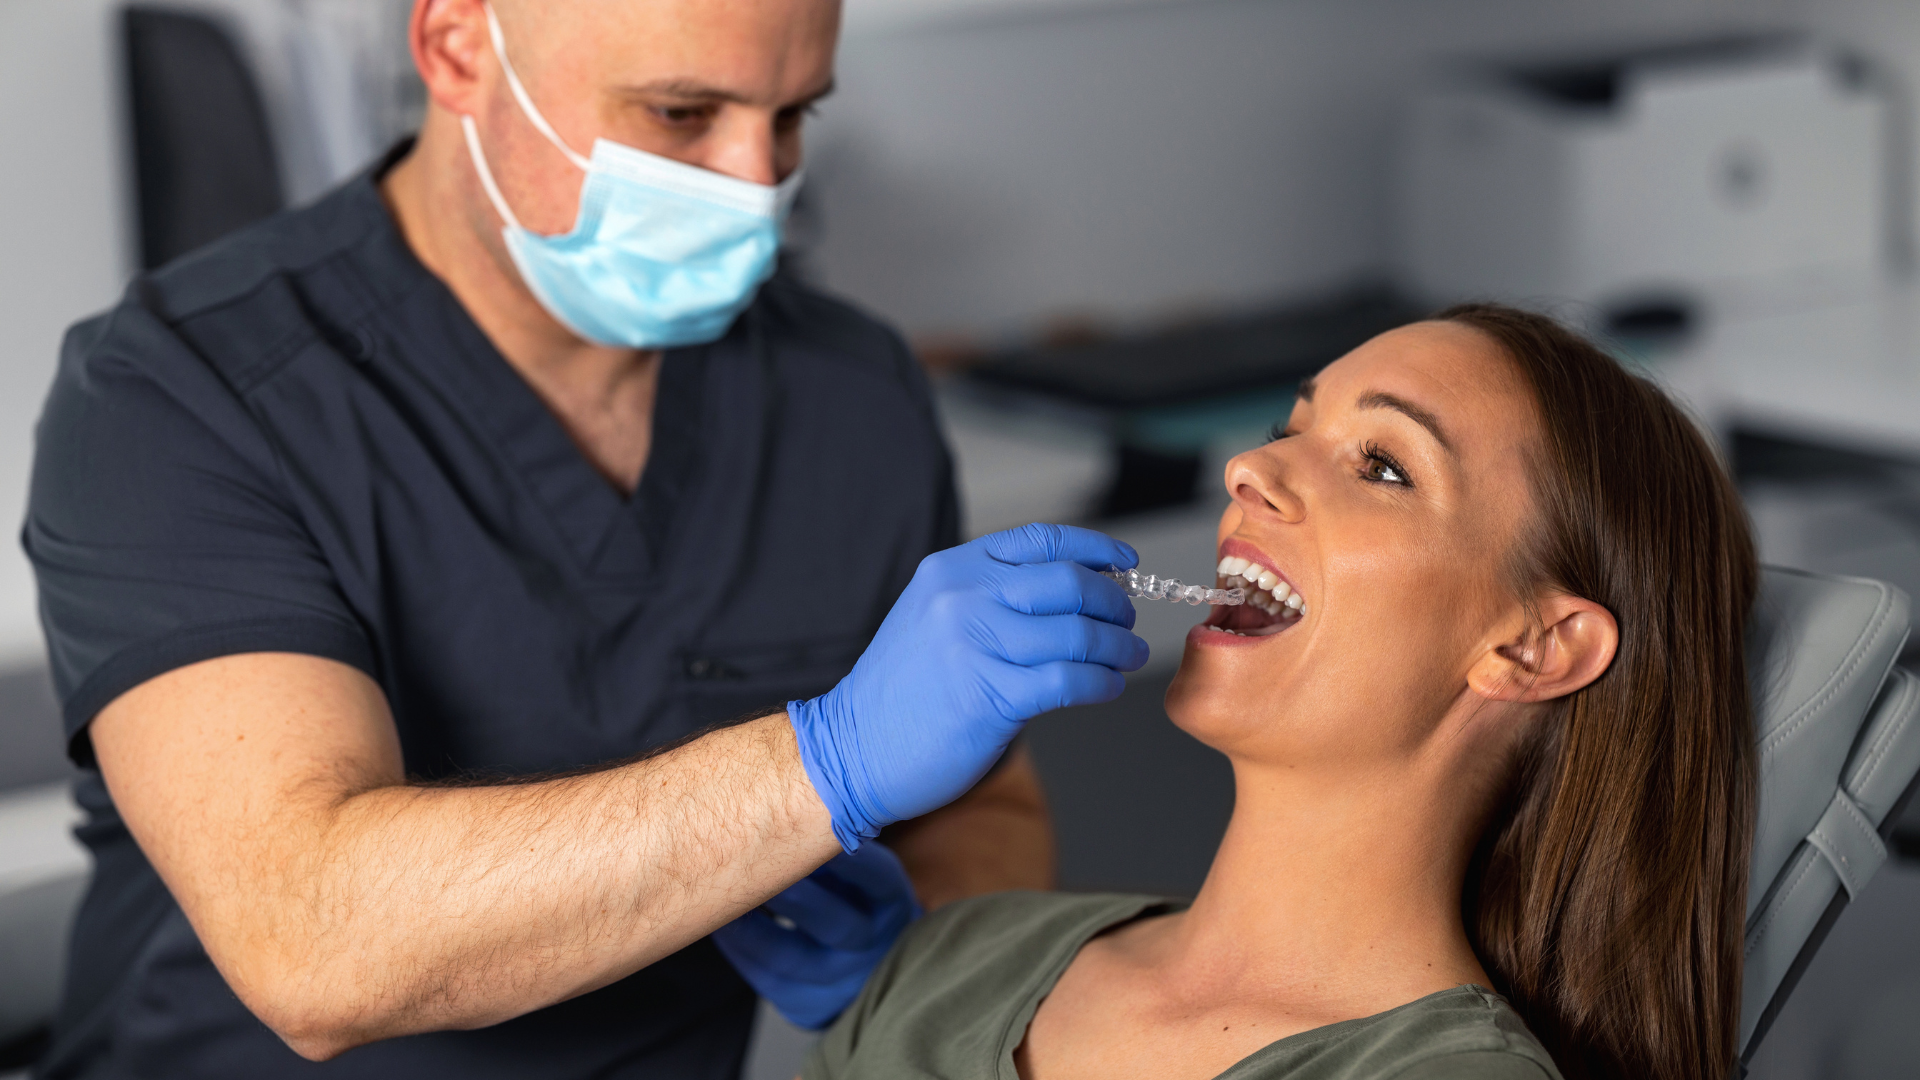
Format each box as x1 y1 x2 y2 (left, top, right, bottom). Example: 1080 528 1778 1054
1199 553 1306 638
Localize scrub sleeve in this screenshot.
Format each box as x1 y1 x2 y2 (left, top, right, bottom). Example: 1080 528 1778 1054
30 304 376 763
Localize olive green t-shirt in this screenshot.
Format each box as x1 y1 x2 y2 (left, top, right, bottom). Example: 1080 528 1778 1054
805 891 1563 1080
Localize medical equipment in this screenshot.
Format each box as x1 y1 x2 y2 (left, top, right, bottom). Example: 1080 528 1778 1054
1101 568 1247 606
1400 38 1888 319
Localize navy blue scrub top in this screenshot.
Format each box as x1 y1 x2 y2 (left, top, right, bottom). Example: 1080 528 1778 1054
23 148 959 1079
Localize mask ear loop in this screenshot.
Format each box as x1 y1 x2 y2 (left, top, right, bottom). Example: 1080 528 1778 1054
481 1 592 172
460 115 526 233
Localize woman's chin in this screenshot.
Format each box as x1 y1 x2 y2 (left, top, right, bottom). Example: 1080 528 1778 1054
1167 641 1266 744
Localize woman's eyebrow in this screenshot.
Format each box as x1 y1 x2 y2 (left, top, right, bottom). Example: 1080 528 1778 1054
1356 390 1455 455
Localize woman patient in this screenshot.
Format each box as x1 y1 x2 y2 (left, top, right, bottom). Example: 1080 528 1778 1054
808 304 1757 1080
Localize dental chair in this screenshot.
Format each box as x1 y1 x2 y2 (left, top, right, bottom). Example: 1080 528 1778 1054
1740 567 1919 1069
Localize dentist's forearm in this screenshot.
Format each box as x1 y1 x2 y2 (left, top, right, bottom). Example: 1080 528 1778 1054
259 714 837 1055
92 654 839 1061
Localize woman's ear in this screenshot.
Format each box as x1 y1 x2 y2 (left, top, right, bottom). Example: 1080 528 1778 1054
1467 593 1618 703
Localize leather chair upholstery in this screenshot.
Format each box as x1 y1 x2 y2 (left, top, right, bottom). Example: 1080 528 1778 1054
1741 567 1919 1064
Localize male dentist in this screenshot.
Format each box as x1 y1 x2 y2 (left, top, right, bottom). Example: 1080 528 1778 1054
22 0 1147 1076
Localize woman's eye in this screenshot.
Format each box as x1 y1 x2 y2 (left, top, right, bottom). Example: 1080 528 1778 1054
1360 443 1412 487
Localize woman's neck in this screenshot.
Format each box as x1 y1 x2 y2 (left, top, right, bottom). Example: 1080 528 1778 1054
1156 756 1493 1017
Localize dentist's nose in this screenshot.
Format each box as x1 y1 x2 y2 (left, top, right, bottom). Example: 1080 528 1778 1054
701 115 782 187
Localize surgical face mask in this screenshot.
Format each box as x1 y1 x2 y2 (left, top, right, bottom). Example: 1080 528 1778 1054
460 3 802 349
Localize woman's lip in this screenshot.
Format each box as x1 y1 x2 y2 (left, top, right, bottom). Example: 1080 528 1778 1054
1204 603 1291 633
1216 538 1298 596
1189 613 1299 644
1187 622 1289 649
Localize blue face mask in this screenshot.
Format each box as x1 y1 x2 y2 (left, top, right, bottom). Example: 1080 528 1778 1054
461 3 802 349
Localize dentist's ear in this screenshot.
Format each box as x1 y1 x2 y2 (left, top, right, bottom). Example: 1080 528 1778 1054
411 0 492 117
1468 593 1618 703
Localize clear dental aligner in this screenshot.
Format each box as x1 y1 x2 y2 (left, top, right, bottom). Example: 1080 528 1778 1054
1100 568 1247 606
1215 554 1308 619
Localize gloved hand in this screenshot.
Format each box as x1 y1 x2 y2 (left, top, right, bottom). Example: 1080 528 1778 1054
712 842 923 1030
790 523 1148 852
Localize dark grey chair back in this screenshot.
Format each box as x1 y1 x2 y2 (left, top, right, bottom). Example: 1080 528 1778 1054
124 5 284 269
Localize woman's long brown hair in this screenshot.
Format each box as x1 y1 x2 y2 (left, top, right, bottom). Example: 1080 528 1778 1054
1439 304 1758 1080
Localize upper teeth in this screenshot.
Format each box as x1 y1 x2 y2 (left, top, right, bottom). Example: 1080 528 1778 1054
1216 555 1309 618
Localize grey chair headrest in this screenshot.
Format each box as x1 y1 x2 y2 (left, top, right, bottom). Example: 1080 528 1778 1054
1741 567 1918 1062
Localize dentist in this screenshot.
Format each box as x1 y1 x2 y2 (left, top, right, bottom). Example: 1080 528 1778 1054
22 1 1146 1077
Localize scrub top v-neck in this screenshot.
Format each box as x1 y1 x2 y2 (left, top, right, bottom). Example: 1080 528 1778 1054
24 143 959 1080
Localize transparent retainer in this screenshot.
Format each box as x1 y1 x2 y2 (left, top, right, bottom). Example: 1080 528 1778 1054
1099 567 1246 606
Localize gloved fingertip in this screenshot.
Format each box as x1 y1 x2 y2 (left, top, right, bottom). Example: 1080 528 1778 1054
1060 662 1127 707
1116 541 1139 568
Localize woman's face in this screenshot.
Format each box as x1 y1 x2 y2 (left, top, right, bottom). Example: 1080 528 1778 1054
1165 321 1546 771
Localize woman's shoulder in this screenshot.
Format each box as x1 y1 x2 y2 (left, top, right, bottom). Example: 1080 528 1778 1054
871 890 1180 1005
895 890 1178 965
1233 985 1563 1080
805 891 1180 1080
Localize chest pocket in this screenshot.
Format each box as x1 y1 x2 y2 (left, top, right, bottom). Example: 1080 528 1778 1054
672 631 870 728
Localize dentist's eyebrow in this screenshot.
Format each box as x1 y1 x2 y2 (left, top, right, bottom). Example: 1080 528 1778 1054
619 79 837 109
1357 390 1455 455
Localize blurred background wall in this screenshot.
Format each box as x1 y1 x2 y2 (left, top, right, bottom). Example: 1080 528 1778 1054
812 0 1880 340
2 0 1919 1076
4 0 1918 659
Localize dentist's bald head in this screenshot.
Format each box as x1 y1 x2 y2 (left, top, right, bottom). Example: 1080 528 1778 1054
404 0 838 236
382 0 838 349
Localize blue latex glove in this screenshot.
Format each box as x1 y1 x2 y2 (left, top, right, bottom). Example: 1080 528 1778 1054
790 523 1148 852
712 842 923 1030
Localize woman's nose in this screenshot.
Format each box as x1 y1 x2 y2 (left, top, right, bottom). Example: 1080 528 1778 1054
1224 448 1305 523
